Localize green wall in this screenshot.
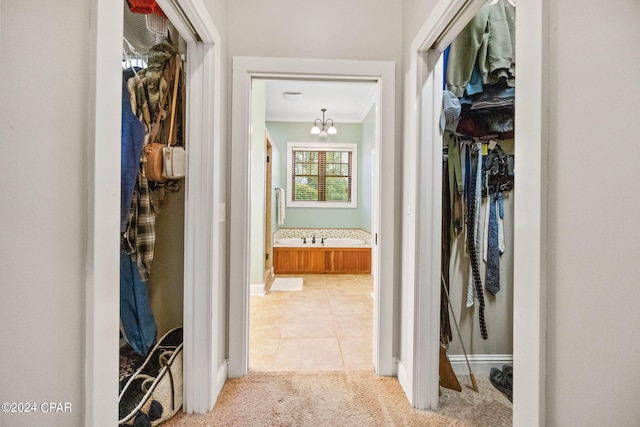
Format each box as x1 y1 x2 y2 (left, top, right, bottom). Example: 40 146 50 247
266 120 373 231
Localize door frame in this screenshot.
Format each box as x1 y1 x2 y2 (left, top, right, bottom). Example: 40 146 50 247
264 132 274 289
229 56 396 378
86 0 223 423
404 0 547 423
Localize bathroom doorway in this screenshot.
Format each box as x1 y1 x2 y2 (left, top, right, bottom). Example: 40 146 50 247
249 79 378 372
229 57 397 379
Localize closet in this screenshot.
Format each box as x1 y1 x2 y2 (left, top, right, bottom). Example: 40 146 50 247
119 2 186 425
439 0 515 403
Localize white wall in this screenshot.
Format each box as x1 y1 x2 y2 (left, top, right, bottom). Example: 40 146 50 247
0 1 90 425
545 1 640 425
229 0 402 62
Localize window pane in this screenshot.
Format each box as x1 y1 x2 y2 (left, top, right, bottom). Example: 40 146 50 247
295 176 318 200
325 177 349 201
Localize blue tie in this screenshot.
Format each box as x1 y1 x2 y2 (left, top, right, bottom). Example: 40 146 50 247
486 192 500 295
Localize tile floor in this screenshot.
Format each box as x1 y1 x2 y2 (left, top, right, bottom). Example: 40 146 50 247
249 274 373 372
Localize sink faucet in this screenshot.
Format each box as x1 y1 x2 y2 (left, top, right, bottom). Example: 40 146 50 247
302 237 307 244
321 237 325 245
312 235 316 244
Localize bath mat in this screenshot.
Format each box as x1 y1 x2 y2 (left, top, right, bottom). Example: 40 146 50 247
270 278 303 291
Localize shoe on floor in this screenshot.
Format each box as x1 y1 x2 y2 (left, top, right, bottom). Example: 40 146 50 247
490 367 513 402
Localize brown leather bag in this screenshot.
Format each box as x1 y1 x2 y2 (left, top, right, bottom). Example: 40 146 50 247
145 142 166 182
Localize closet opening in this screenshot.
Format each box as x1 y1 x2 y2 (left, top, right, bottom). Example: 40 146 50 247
439 0 515 418
119 4 187 424
403 0 545 423
87 0 223 423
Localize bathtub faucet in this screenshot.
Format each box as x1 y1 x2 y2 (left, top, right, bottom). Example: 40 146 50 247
312 235 316 244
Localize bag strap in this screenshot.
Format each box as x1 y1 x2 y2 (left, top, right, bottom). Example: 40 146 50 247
167 54 181 147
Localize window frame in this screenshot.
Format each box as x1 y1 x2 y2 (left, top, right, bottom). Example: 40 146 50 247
286 142 358 208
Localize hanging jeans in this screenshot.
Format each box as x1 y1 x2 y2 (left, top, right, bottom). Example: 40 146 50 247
120 250 157 356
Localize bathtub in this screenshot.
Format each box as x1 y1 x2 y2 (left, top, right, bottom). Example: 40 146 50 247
276 237 367 247
273 229 371 274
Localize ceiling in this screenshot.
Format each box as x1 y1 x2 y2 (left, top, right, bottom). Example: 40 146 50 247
264 80 377 124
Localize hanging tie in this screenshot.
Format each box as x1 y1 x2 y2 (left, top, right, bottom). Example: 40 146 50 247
467 142 488 339
485 191 501 295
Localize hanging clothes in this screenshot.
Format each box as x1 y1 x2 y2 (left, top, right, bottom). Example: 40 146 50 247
446 0 516 97
441 153 453 344
120 250 157 357
121 70 146 233
467 142 488 339
485 192 501 295
446 132 464 234
123 170 156 281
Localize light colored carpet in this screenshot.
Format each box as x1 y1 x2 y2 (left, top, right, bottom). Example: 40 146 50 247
269 277 303 291
163 371 512 427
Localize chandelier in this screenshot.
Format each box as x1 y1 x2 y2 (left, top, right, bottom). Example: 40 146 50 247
310 108 337 137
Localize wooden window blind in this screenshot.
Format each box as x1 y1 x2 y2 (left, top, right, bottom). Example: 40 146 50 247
292 150 352 202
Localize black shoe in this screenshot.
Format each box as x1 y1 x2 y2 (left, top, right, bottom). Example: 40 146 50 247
490 367 513 402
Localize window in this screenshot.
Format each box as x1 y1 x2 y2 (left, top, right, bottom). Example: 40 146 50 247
287 142 357 208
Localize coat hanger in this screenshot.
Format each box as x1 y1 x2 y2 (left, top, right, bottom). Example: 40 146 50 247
123 37 144 80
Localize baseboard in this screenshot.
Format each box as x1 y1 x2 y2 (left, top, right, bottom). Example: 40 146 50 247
396 358 411 402
250 282 265 296
214 360 228 400
448 353 513 376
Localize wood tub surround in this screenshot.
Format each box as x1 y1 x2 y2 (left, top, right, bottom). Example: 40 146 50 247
273 228 372 274
273 246 371 274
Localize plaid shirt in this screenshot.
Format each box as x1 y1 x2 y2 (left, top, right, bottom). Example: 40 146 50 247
122 170 156 281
